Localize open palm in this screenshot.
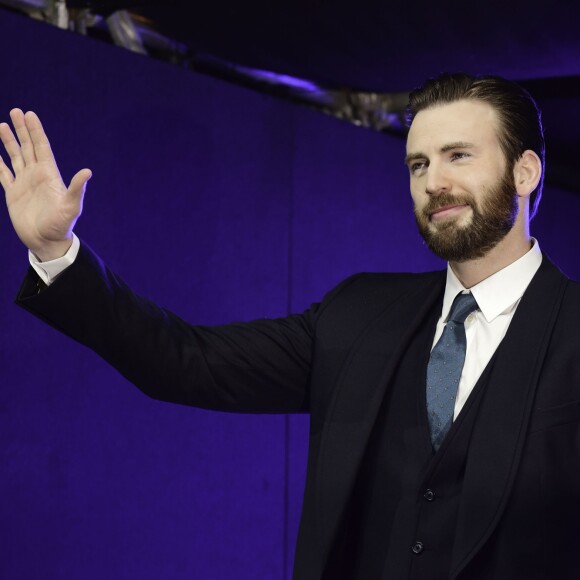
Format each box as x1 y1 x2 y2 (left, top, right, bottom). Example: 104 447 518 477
0 109 91 261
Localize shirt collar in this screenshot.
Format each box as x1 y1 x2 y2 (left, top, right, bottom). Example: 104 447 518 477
442 238 543 324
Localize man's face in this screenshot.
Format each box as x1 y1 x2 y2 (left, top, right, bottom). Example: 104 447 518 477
405 99 519 262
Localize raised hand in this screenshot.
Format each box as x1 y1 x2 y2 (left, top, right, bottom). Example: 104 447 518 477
0 109 92 261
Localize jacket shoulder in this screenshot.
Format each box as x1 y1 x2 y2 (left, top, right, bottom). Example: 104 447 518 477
313 269 446 325
322 269 445 303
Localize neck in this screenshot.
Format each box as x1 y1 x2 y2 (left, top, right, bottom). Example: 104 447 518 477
449 224 532 289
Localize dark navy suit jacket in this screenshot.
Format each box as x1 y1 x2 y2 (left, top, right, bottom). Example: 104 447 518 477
17 243 580 579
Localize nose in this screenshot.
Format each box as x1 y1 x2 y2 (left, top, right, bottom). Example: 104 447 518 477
424 162 451 196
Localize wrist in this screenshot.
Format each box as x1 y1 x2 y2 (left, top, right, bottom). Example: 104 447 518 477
31 238 74 263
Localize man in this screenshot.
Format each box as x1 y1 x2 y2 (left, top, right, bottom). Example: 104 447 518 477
1 73 579 579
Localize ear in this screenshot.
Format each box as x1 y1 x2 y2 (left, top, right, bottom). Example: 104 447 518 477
513 150 542 198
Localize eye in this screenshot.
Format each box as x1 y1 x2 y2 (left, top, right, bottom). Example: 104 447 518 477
409 161 427 175
450 151 470 161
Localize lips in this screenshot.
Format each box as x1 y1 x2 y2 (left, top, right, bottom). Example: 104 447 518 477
429 204 469 220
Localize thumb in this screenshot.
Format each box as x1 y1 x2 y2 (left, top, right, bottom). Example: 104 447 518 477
68 168 92 198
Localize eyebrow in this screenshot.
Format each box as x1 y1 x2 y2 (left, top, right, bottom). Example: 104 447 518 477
440 141 475 153
404 152 426 166
404 141 476 166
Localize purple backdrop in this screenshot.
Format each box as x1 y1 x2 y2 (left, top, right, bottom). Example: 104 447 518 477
1 9 579 580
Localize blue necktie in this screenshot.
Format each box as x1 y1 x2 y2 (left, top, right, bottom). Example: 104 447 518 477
426 292 479 451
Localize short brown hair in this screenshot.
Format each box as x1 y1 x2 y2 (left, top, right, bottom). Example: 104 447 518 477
405 73 545 219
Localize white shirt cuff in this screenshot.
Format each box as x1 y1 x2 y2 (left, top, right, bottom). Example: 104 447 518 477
29 234 80 285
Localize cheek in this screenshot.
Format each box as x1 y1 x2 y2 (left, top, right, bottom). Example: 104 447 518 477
409 185 424 208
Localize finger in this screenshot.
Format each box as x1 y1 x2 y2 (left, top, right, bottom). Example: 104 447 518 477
11 109 37 166
68 168 92 198
24 111 55 164
0 118 25 173
0 154 15 191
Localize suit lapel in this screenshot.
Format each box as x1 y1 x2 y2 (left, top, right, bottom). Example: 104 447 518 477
450 257 568 578
315 271 445 554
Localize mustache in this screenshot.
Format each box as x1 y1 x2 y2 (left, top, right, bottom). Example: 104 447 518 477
421 193 474 216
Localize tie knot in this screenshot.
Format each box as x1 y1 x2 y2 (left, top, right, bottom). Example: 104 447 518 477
448 292 478 324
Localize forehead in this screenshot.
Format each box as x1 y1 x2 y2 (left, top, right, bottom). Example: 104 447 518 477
406 99 502 153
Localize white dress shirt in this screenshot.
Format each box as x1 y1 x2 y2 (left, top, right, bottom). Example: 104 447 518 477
29 233 80 284
433 239 543 419
30 234 543 422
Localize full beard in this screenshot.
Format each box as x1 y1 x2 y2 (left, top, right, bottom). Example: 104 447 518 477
414 170 519 262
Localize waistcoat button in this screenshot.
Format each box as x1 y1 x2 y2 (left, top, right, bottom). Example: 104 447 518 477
412 541 424 555
424 489 436 501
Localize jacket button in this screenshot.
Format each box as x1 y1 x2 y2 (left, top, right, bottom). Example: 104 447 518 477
424 489 436 501
412 541 424 555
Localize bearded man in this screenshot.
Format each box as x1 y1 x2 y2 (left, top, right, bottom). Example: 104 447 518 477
2 73 579 579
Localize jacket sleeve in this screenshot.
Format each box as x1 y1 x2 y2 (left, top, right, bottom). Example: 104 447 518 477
15 241 330 414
